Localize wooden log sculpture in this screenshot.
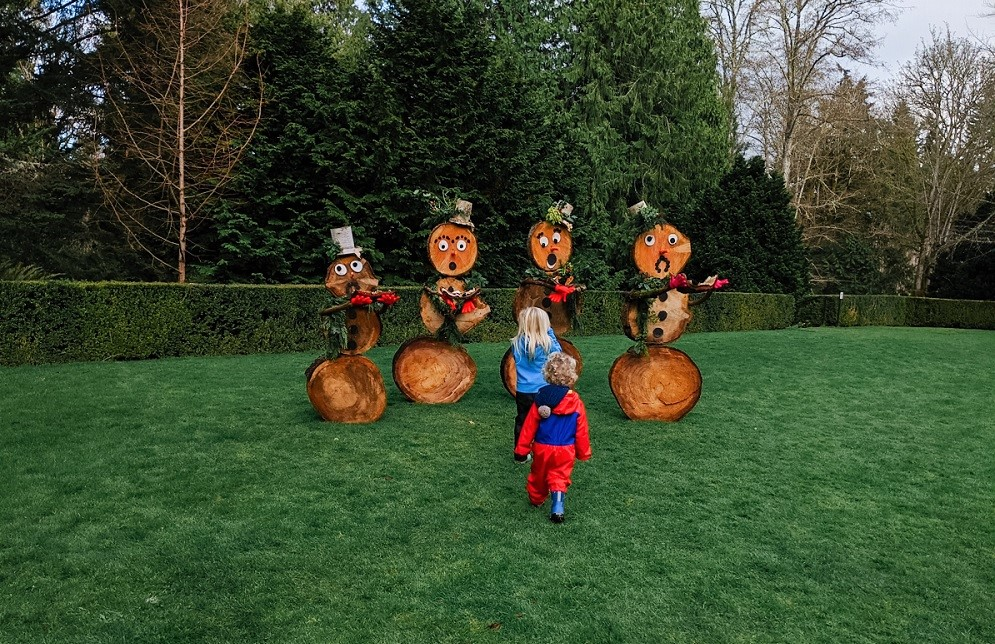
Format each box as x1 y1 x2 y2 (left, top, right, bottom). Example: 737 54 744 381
393 337 477 403
502 202 585 396
392 197 488 403
306 355 387 423
608 202 728 421
306 226 399 423
609 346 701 421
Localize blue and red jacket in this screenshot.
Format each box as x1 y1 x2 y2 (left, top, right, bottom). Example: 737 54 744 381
514 385 592 460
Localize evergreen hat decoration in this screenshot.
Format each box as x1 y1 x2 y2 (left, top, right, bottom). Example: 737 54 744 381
628 200 665 232
543 200 575 230
330 226 362 257
414 190 475 230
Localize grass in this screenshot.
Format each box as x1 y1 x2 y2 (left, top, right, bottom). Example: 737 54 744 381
1 327 993 643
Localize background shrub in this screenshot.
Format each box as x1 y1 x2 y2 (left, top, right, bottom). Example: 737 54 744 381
0 282 796 366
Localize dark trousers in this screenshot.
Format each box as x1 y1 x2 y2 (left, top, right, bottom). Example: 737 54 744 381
514 391 537 448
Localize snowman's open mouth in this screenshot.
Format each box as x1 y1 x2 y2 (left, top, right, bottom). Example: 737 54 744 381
655 255 671 274
448 261 457 271
546 253 557 269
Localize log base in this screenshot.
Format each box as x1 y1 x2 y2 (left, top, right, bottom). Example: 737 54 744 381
392 336 477 403
306 355 387 423
609 346 701 421
500 337 583 397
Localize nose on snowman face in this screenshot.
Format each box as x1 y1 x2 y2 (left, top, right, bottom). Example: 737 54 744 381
632 224 691 278
528 222 573 272
428 222 478 276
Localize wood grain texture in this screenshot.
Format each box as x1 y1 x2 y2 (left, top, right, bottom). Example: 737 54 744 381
339 308 381 355
306 355 387 423
420 277 491 335
631 223 691 278
621 291 691 344
609 346 701 421
527 221 573 271
427 222 478 276
392 336 477 403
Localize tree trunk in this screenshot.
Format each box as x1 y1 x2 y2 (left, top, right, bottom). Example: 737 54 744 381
177 0 187 283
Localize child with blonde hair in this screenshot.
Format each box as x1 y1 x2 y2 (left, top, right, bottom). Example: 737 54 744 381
511 307 561 455
514 352 591 523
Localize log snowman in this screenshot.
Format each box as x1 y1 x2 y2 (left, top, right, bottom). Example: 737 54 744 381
609 202 728 421
306 226 399 423
501 201 585 395
392 198 491 403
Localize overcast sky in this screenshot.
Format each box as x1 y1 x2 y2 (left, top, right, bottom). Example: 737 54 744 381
860 0 994 82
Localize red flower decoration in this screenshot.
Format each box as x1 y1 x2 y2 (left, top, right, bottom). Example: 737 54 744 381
460 300 476 314
350 294 373 307
714 278 729 290
669 273 689 289
549 283 576 304
440 294 457 311
377 291 399 306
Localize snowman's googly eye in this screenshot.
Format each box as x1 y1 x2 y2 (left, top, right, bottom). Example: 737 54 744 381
456 239 468 252
538 234 549 248
644 234 656 247
350 260 364 273
437 239 449 252
333 264 348 276
667 234 679 245
552 232 561 244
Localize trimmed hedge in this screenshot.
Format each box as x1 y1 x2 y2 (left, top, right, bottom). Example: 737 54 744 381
5 283 990 367
0 282 800 366
797 294 995 330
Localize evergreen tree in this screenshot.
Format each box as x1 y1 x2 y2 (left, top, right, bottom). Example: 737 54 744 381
202 3 372 283
365 0 576 286
684 155 809 295
0 0 143 279
567 0 730 287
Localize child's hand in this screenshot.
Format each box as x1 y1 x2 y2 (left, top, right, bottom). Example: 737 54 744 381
514 452 531 463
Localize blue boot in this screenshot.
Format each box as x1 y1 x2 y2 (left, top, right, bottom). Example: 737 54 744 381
550 491 565 523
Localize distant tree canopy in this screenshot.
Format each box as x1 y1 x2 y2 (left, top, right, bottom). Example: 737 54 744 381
0 0 864 293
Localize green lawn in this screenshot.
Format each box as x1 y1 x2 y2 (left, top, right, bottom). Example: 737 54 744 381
1 327 993 643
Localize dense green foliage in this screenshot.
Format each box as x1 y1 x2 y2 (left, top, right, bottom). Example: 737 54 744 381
928 198 995 301
568 0 730 287
796 294 995 329
5 280 994 366
680 155 809 296
3 329 995 641
0 281 802 365
0 0 146 280
4 1 985 295
202 4 369 283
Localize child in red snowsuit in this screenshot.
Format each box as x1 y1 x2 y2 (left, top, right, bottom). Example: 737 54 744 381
514 352 591 523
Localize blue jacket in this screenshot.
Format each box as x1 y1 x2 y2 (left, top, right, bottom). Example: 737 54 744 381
512 328 562 394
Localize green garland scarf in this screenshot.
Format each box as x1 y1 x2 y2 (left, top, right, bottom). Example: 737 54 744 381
423 272 487 345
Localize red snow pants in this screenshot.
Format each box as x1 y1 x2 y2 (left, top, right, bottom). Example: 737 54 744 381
526 443 577 505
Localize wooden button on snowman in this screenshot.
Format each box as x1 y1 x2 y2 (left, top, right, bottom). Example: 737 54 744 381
502 201 585 395
609 202 728 421
392 197 490 404
306 226 399 423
